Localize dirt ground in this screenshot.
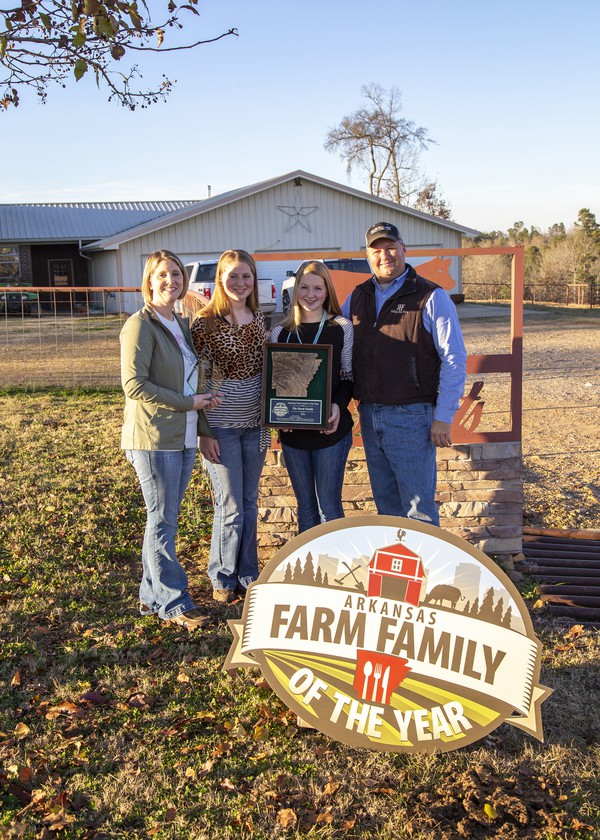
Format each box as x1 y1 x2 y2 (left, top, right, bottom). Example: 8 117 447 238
459 305 600 531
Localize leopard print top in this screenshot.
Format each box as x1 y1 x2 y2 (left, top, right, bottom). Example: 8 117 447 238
190 310 267 379
190 310 267 429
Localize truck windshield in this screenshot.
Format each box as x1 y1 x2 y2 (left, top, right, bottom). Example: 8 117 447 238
187 263 217 282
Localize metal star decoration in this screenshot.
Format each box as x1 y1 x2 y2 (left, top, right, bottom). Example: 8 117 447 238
277 197 319 232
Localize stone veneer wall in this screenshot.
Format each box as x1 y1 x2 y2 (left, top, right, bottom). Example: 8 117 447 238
258 441 522 561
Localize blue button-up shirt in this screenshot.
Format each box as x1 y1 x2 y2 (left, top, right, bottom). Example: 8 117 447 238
341 269 467 424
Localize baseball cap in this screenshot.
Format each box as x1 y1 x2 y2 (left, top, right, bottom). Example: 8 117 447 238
365 222 402 248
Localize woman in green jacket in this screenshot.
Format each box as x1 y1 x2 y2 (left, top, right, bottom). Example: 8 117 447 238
120 249 221 631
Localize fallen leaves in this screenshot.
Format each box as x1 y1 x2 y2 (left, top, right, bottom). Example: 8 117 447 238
122 692 154 710
1 788 88 834
5 781 32 806
18 766 34 785
14 722 31 740
42 809 76 831
276 807 297 828
146 805 178 836
45 701 81 719
79 689 106 705
551 623 598 657
198 759 215 779
316 806 334 824
483 801 498 819
220 778 237 791
227 721 247 739
412 762 577 837
212 740 232 757
323 780 342 796
572 817 595 832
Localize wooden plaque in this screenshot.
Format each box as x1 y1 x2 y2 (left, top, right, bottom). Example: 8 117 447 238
261 342 332 430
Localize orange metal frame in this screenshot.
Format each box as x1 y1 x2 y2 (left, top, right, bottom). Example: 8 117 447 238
255 247 524 445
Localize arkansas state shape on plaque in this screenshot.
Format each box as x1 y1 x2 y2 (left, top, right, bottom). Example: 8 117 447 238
225 517 552 753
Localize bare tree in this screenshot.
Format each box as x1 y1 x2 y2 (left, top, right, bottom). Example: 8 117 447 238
0 0 237 110
324 83 434 206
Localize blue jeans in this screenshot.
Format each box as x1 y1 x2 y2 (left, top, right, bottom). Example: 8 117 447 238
126 448 197 619
282 432 352 533
358 402 440 526
204 426 266 591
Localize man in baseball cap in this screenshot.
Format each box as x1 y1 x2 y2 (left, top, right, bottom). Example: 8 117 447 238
341 222 466 526
364 222 403 247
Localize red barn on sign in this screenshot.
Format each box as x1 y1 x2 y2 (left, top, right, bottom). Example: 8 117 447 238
367 541 426 605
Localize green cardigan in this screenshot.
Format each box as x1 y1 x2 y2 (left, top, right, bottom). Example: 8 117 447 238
120 304 213 450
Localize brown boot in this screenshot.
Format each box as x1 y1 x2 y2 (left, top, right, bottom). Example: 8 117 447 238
212 589 237 604
166 608 210 630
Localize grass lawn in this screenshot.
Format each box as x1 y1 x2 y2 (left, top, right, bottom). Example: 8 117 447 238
1 388 598 839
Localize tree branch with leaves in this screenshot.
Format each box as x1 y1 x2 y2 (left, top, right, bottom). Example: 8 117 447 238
0 0 237 110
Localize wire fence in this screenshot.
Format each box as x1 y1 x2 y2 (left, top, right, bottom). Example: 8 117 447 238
0 286 142 388
464 280 599 306
1 280 595 390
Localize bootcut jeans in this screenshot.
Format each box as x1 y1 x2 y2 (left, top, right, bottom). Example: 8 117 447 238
126 447 196 619
281 431 352 533
203 425 266 592
358 402 440 526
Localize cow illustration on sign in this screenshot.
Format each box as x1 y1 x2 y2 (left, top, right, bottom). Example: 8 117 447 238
424 584 464 609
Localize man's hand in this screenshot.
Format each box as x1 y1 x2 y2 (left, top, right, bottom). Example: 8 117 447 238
430 419 453 447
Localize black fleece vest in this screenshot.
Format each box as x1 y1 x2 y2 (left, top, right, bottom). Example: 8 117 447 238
349 266 441 405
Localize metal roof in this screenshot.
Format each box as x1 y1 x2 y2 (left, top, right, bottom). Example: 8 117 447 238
0 201 200 242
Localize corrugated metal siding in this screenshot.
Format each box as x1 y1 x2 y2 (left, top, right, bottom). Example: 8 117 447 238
0 201 199 242
90 251 118 286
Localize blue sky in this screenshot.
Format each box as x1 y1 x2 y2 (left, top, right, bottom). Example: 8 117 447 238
2 0 598 233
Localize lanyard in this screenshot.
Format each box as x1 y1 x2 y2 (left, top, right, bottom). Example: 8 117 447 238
286 311 327 345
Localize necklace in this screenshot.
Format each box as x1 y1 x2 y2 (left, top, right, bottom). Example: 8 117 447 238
286 311 327 345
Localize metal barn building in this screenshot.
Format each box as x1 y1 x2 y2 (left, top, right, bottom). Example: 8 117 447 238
2 170 478 309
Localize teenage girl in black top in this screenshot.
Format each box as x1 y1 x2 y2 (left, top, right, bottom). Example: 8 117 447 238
270 261 353 533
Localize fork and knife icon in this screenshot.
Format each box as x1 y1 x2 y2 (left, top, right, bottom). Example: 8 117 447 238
362 660 391 703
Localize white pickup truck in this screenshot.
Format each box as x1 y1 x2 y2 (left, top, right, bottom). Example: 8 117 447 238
185 261 276 316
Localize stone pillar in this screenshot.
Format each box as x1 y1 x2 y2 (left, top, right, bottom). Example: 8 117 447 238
258 442 522 560
437 442 523 554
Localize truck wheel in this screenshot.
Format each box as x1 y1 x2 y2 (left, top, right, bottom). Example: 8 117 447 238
282 289 290 315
